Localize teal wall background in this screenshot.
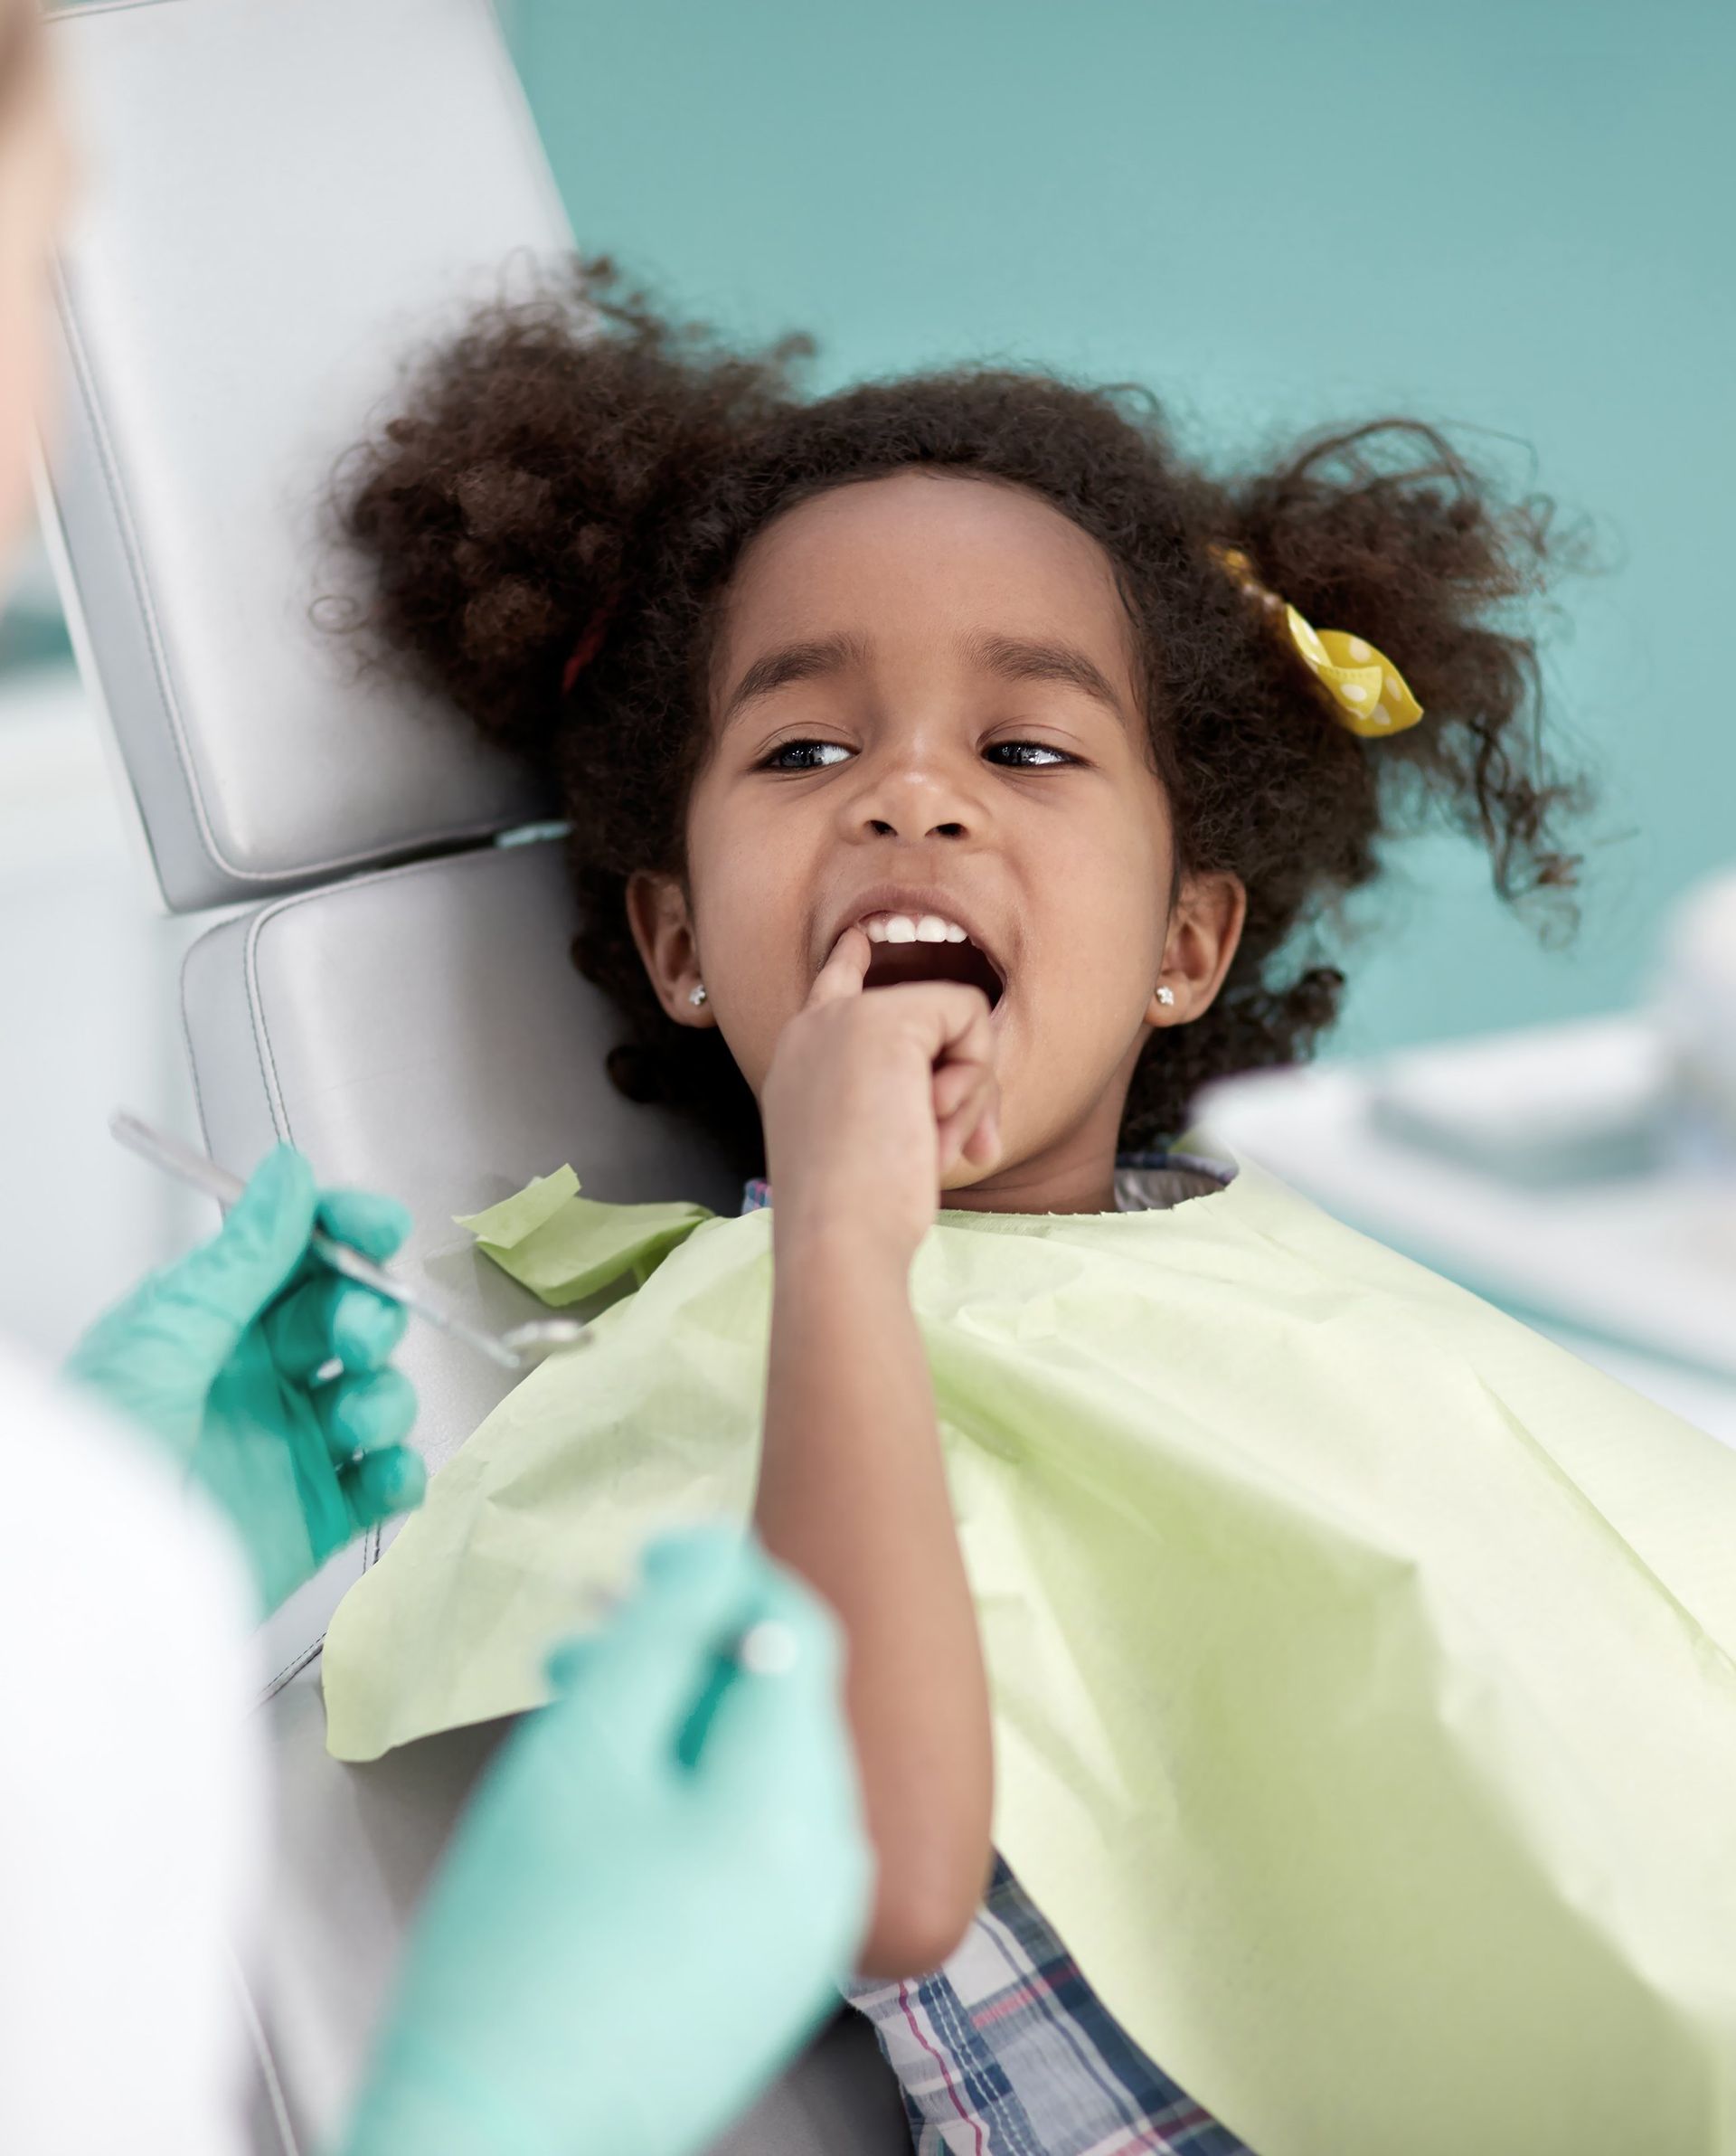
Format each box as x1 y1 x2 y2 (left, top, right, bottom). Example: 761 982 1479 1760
503 0 1732 1064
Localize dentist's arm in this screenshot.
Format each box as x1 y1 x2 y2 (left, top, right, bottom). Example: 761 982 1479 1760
338 1527 871 2156
64 1144 424 1613
0 1345 265 2156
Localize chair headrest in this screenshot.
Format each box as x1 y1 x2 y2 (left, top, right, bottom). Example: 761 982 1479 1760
39 0 572 912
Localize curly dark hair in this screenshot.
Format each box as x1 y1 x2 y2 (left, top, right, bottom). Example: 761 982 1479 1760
326 252 1599 1183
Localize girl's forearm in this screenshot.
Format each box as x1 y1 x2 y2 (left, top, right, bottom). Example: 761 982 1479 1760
758 1225 994 1978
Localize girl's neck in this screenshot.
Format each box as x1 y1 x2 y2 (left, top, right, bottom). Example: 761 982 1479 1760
942 1121 1122 1216
938 1065 1137 1216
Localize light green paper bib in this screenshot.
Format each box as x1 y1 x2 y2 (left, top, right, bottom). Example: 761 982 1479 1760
322 1142 1736 2156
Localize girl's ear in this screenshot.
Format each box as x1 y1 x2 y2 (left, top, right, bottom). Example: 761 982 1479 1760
625 870 712 1026
1147 870 1247 1028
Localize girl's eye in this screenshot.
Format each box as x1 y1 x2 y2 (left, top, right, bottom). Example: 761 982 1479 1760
760 739 854 771
758 737 1078 772
987 740 1075 768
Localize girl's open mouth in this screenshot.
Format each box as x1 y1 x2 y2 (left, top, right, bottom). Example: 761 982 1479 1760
824 896 1012 1014
844 904 1008 1011
863 932 1005 1010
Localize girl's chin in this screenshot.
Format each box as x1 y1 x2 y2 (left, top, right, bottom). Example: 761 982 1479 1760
938 1132 1010 1197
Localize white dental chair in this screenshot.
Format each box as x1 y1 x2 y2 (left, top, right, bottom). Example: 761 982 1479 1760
34 3 909 2149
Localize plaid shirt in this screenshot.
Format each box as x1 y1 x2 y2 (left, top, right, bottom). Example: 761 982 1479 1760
741 1154 1257 2156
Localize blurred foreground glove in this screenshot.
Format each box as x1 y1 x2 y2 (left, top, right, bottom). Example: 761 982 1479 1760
65 1143 423 1612
339 1526 873 2156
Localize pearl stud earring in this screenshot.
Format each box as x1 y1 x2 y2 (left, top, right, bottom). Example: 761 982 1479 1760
1156 985 1175 1007
688 983 708 1007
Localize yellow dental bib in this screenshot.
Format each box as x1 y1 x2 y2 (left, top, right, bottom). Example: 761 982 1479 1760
322 1146 1736 2156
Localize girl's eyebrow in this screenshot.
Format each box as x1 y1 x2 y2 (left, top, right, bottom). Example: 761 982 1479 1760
720 629 1127 733
966 630 1127 722
721 631 873 733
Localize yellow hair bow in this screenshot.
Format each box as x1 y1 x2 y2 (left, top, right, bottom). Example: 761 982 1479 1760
1208 544 1423 739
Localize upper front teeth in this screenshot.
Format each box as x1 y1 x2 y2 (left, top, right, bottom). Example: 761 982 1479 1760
864 913 970 944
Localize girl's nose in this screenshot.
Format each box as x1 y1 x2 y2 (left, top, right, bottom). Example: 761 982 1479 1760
850 745 978 842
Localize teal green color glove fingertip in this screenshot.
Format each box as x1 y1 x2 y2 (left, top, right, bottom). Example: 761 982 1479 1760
322 1367 418 1455
542 1635 591 1692
333 1287 410 1372
347 1445 427 1524
639 1521 742 1582
319 1187 414 1263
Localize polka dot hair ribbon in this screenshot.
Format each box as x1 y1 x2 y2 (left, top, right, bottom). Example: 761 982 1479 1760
1208 544 1424 739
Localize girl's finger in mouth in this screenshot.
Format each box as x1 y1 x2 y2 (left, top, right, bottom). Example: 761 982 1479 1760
807 922 873 1004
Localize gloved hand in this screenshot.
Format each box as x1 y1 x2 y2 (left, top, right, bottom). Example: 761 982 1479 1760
339 1527 873 2156
65 1143 423 1613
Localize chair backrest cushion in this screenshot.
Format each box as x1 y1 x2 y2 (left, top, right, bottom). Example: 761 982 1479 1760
40 0 571 911
182 837 743 1688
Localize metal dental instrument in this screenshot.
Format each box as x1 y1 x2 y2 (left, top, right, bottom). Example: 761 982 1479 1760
109 1110 590 1373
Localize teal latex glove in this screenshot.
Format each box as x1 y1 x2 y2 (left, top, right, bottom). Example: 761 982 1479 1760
65 1143 424 1613
339 1527 873 2156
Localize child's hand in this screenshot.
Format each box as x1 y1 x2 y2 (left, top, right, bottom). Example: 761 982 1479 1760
762 924 1003 1271
757 929 1002 1974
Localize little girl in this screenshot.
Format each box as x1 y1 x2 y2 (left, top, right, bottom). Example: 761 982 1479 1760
327 254 1622 2153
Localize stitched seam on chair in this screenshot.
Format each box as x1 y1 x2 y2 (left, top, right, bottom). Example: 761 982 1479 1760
245 843 524 961
243 905 294 1140
47 249 238 872
226 1947 304 2156
179 938 217 1155
261 1633 326 1700
220 815 541 891
240 843 525 1228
